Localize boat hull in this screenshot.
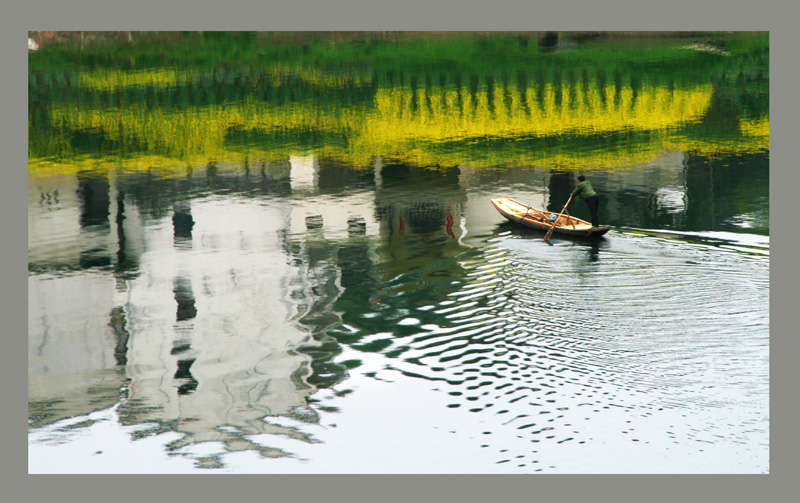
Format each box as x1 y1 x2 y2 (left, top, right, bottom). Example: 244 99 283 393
491 197 611 237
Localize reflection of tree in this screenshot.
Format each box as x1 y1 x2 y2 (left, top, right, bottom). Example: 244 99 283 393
29 33 769 173
565 149 769 235
684 152 769 233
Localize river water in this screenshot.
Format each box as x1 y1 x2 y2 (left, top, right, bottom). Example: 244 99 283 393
27 31 768 473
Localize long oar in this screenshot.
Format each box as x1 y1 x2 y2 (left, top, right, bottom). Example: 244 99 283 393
543 194 573 243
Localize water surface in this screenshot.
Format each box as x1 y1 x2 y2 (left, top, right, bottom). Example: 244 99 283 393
28 31 768 473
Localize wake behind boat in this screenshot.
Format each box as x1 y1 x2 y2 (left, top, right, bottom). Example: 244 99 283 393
491 196 611 237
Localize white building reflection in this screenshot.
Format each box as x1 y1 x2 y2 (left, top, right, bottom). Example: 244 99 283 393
28 162 323 459
29 171 140 425
28 150 693 463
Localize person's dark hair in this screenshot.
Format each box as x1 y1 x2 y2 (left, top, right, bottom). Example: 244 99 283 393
577 175 585 182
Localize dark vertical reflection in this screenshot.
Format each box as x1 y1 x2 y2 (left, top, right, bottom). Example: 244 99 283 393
683 152 768 233
612 69 623 108
332 236 381 344
77 171 112 268
534 68 546 113
172 199 198 394
172 272 197 395
77 172 110 227
539 31 559 49
110 188 136 369
486 74 495 115
587 241 601 263
596 70 608 106
115 190 127 264
173 202 195 241
516 70 530 115
205 161 218 185
546 172 574 213
566 68 576 112
317 156 375 192
630 73 641 107
109 306 131 366
173 276 197 321
348 217 367 237
552 69 563 108
292 236 349 389
501 71 512 117
174 358 199 395
409 74 419 114
469 73 480 113
454 73 464 117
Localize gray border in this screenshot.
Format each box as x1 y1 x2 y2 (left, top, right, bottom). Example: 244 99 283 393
7 1 788 502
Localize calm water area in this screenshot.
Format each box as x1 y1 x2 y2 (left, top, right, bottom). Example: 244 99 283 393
27 31 769 473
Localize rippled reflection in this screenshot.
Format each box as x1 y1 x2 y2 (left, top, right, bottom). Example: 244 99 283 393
28 32 768 473
28 157 769 472
381 229 767 469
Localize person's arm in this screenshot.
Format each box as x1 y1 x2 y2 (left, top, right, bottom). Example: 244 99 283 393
571 183 583 198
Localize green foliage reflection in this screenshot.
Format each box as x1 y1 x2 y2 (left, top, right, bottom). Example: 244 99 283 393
29 31 768 176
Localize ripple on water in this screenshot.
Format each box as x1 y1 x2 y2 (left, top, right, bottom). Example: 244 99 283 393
376 232 768 471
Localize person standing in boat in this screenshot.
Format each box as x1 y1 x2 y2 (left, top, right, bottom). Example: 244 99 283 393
571 175 600 227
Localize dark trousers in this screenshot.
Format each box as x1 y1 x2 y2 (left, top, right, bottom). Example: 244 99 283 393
585 195 599 227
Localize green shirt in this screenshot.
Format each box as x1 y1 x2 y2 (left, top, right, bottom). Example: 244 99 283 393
571 180 597 200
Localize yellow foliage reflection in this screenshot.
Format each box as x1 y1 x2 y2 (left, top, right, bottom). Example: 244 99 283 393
30 67 768 176
368 80 713 142
739 116 769 144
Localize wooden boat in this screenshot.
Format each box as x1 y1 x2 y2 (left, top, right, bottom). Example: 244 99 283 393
491 196 611 237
